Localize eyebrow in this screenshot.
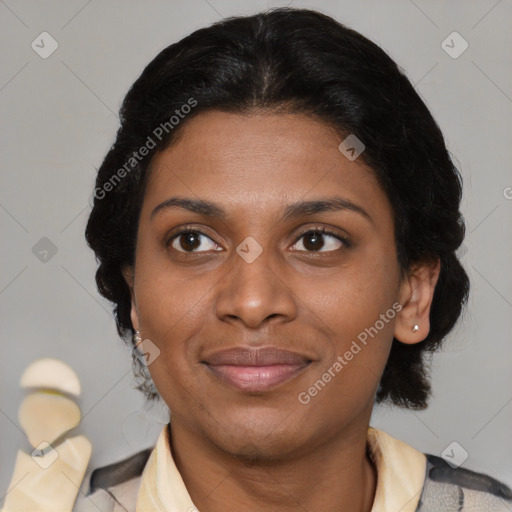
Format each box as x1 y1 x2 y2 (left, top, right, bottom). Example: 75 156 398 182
150 196 373 224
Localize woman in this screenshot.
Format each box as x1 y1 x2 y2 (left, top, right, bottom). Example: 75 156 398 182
79 7 512 512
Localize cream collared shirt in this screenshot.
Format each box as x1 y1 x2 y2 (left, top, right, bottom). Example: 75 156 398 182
134 425 426 512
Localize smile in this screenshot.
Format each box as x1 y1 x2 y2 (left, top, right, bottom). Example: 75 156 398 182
204 362 311 393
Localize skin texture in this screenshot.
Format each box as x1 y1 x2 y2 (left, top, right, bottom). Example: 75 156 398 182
122 111 440 512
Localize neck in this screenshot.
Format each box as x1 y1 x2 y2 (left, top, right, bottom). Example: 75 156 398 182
169 419 377 512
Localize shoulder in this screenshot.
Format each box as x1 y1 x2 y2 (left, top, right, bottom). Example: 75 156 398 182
416 453 512 511
73 448 152 512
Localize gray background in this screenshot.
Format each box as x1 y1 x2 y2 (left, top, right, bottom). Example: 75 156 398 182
1 0 511 502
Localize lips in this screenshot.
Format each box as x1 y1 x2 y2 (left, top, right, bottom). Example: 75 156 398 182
202 347 312 392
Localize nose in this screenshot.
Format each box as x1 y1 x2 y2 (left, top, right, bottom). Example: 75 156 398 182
215 242 298 329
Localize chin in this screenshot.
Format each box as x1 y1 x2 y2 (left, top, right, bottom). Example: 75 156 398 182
209 413 309 462
224 436 298 463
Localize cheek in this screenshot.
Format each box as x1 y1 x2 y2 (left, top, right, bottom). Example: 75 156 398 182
302 245 400 339
132 262 214 395
135 239 216 339
136 278 206 364
298 290 396 427
298 249 399 391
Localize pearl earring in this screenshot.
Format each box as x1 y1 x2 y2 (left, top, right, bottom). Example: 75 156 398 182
412 324 419 332
134 330 142 345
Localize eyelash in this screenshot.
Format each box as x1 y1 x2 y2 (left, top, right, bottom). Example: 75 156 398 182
166 224 350 255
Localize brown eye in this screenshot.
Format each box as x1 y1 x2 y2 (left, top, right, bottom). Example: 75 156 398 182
168 230 221 253
291 228 347 253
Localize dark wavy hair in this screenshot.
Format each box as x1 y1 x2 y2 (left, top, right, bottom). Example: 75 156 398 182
85 7 469 410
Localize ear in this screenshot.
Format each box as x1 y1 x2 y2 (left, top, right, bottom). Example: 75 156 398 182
121 264 140 333
394 258 441 344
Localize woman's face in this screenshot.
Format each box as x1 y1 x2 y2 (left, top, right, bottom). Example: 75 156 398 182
124 110 419 459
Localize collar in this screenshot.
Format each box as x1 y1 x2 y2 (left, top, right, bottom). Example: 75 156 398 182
136 423 426 512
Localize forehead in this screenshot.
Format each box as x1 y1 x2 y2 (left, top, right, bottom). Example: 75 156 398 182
141 110 389 222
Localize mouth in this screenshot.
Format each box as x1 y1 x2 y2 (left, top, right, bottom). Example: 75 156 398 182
201 346 313 393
